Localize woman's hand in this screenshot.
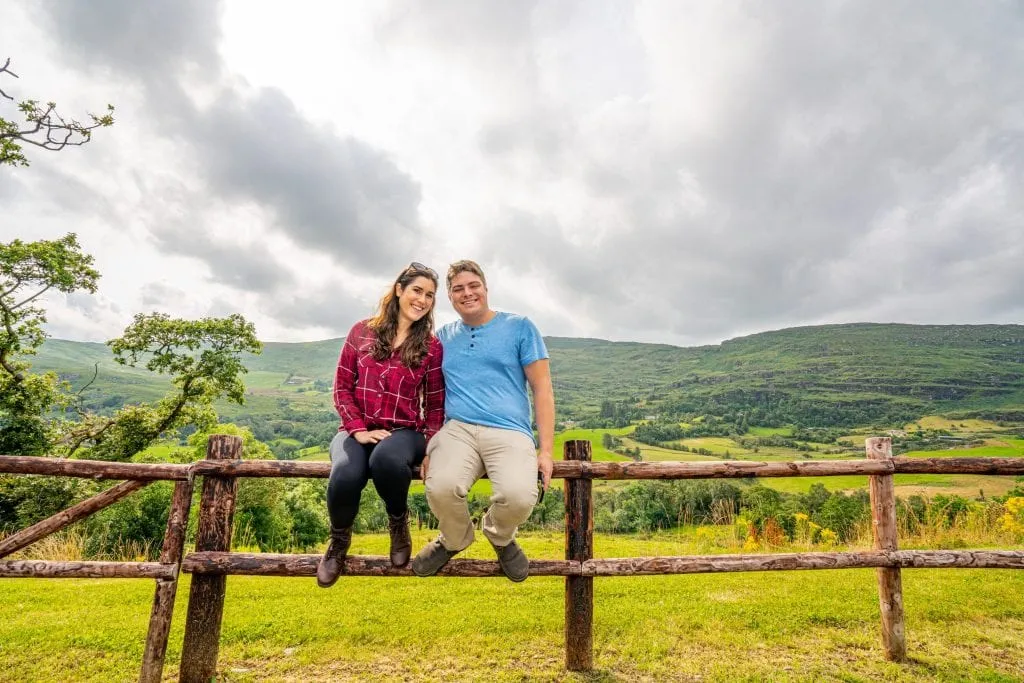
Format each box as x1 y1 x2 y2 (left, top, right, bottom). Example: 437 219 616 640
420 455 430 481
353 429 391 444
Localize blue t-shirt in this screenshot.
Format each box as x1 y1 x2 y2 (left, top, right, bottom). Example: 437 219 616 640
437 312 549 441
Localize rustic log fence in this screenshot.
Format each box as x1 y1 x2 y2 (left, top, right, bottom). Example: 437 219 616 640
2 436 1024 681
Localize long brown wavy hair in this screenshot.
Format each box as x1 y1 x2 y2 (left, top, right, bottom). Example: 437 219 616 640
366 263 438 368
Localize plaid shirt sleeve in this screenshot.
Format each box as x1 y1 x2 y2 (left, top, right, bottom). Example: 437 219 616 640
421 337 445 442
333 323 368 434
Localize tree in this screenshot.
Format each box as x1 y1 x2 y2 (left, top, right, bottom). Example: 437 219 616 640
0 233 263 460
0 58 114 167
64 312 263 461
0 234 99 454
0 62 259 460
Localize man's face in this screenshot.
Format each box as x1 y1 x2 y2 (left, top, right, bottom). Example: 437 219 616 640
448 270 489 320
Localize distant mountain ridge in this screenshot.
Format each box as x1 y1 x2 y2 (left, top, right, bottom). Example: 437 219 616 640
29 323 1024 427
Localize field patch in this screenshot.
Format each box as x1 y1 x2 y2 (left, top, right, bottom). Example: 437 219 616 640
554 428 634 462
909 416 1007 432
747 426 793 437
763 473 1020 497
680 437 749 454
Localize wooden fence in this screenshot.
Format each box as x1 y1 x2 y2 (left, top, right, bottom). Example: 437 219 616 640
2 436 1024 681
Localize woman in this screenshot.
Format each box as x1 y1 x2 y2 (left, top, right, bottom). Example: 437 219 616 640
317 262 444 587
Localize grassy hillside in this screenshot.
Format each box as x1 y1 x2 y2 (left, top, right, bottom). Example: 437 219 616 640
547 323 1024 425
29 323 1024 428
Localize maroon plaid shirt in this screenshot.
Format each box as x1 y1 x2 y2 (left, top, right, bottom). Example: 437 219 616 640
333 320 445 441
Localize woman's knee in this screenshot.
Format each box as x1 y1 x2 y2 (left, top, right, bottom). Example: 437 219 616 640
328 443 367 491
368 435 419 478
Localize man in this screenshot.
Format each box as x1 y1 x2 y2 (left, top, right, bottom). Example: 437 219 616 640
412 259 555 582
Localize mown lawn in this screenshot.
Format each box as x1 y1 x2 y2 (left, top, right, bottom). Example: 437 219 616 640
2 531 1024 681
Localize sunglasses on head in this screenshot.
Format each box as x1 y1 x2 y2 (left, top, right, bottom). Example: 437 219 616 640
407 261 438 279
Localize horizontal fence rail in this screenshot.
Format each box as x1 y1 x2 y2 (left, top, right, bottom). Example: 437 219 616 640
4 455 1024 480
2 435 1024 681
0 560 177 579
181 549 1024 577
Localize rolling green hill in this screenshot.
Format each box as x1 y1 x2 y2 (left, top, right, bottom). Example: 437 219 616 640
28 323 1024 429
549 323 1024 425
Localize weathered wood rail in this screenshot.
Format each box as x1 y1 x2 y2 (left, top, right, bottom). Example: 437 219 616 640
1 436 1023 681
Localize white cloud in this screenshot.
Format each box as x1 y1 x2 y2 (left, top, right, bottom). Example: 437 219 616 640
2 0 1022 345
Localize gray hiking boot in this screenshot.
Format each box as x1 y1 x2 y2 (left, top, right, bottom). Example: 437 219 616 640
411 538 458 577
491 538 529 582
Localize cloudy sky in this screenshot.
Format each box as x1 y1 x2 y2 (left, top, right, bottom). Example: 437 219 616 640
2 1 1022 347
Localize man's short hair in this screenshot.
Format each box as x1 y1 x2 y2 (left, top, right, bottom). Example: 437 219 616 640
446 259 487 290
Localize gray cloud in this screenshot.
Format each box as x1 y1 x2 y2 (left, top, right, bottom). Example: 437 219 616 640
36 0 425 279
469 1 1024 343
184 88 423 270
0 168 24 206
149 224 295 293
15 0 1024 344
261 286 372 335
139 281 186 308
64 291 119 317
38 0 221 78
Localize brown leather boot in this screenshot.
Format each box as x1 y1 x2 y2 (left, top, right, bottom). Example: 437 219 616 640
387 511 412 567
316 526 352 588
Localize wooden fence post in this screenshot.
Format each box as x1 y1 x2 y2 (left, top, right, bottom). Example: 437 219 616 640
139 478 194 683
866 436 906 662
564 440 593 672
179 435 242 683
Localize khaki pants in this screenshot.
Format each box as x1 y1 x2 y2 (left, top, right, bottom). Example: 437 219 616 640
425 419 539 551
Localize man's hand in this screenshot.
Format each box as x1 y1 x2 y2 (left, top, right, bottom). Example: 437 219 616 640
420 455 430 481
354 429 391 444
537 451 554 490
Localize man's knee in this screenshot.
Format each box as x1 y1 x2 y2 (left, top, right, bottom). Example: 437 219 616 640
425 470 471 507
493 485 538 521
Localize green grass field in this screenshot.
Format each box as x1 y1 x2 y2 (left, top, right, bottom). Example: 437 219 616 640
2 531 1023 681
763 437 1024 496
554 428 633 462
909 417 1007 432
747 426 793 437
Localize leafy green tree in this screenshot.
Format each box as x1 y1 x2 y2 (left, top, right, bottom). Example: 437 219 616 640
0 58 114 168
0 234 99 454
64 313 262 461
0 233 263 462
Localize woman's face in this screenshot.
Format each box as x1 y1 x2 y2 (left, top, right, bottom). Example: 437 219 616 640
395 275 437 324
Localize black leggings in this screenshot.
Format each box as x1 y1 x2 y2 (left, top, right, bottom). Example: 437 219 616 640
326 429 426 529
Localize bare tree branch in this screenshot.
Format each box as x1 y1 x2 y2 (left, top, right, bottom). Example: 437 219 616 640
0 57 18 101
1 58 114 165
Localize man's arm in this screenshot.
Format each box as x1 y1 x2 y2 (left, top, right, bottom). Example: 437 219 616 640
524 358 555 489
